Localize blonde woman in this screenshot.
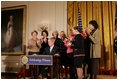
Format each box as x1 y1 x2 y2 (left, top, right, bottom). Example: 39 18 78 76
52 30 63 50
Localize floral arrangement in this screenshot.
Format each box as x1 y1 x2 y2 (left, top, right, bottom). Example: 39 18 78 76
16 69 29 78
99 69 117 75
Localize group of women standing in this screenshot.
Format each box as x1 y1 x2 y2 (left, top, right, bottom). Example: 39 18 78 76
27 20 101 79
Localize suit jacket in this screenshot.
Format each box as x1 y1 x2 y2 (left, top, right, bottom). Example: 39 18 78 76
54 37 64 51
40 38 49 54
43 46 60 55
72 34 85 56
89 29 101 58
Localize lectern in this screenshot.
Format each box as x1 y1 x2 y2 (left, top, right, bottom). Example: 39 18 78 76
21 55 60 79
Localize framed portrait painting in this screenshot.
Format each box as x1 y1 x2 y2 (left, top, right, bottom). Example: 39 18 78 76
1 5 26 55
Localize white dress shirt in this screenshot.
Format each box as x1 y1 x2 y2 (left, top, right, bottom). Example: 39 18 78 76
50 45 54 53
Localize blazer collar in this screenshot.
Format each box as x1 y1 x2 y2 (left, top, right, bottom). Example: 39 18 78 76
91 29 98 35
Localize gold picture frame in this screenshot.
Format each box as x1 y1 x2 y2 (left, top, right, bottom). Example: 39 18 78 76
1 5 26 55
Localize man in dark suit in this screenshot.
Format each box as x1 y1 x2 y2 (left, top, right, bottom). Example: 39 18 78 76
41 37 60 79
43 37 60 56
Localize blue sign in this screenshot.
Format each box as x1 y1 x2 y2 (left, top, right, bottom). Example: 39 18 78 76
21 55 53 65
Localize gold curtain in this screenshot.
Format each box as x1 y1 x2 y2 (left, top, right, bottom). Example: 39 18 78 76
67 1 117 70
67 1 78 34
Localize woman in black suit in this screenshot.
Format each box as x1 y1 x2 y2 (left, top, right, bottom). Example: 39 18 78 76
72 26 85 79
52 30 65 65
39 30 49 76
52 30 63 50
40 30 49 54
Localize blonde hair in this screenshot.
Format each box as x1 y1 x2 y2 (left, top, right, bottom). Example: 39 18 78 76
52 30 59 36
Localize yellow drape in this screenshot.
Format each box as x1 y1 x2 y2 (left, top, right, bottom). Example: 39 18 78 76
67 1 117 70
67 1 78 34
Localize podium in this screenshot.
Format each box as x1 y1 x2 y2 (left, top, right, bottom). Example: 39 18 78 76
21 55 60 79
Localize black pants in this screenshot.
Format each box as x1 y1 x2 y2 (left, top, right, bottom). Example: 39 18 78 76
90 58 99 79
28 52 39 77
29 65 38 77
67 53 75 79
60 52 68 66
41 63 57 78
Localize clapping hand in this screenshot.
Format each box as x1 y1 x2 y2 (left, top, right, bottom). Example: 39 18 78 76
37 39 41 45
44 38 47 43
40 38 43 43
54 54 60 57
64 38 68 43
67 42 72 46
28 40 32 46
33 53 37 56
86 27 91 36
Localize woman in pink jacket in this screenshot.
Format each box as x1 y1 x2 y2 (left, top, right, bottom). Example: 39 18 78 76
64 29 75 79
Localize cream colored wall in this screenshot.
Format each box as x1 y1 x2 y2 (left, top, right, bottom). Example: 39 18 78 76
1 1 67 72
28 1 67 39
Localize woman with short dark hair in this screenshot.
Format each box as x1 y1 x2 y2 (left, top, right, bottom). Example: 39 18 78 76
40 30 49 54
41 30 48 36
86 20 101 79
